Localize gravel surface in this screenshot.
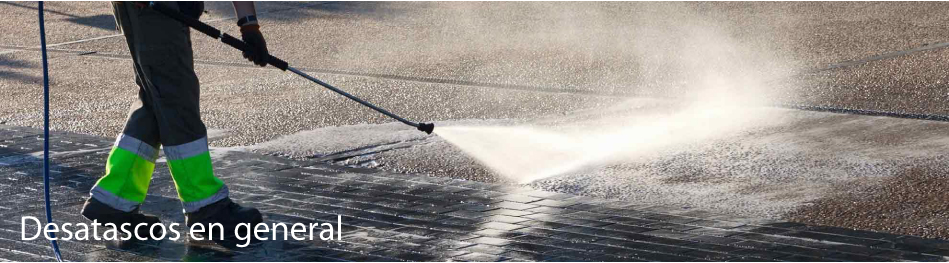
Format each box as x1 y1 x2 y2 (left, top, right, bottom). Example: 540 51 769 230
4 1 949 237
43 2 949 112
0 53 622 146
792 47 949 116
0 1 115 46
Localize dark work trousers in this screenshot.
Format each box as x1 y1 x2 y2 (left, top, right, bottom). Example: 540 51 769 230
91 2 228 214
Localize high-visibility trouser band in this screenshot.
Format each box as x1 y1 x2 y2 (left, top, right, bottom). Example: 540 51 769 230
114 134 159 162
182 185 228 213
90 186 141 212
165 138 226 212
164 136 208 161
91 145 158 212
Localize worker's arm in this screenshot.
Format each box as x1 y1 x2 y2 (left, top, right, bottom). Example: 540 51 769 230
232 1 256 18
232 1 269 67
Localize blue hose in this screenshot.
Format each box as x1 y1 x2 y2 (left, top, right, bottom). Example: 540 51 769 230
38 1 63 262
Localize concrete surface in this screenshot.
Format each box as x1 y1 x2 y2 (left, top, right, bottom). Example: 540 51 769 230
3 1 949 244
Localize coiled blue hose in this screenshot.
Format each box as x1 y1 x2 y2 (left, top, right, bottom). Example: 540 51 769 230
38 1 63 261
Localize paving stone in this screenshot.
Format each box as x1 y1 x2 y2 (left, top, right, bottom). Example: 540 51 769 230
498 249 545 261
892 236 949 251
891 252 949 261
522 213 614 228
480 208 534 217
456 189 507 199
785 231 886 246
479 221 528 231
434 216 483 227
806 225 904 241
524 206 573 215
646 222 701 231
423 238 477 249
521 191 575 200
776 254 838 262
282 253 345 262
824 252 891 262
685 227 743 237
481 215 531 224
462 244 508 255
496 194 544 204
445 209 492 219
468 237 514 246
560 211 615 221
728 225 793 235
405 203 458 214
453 251 508 262
428 231 480 242
593 237 692 254
681 249 735 261
333 252 400 262
516 229 599 244
447 203 498 212
472 229 526 239
490 201 538 211
726 249 792 260
530 199 579 208
688 219 747 229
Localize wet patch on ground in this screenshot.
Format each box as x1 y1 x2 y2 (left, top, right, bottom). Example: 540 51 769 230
250 100 949 224
788 159 949 240
5 124 949 261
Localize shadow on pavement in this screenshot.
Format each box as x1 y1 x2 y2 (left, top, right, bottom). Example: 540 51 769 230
0 56 41 84
203 1 408 23
0 1 116 31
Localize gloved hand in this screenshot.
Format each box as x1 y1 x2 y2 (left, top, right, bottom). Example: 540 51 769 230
240 25 269 67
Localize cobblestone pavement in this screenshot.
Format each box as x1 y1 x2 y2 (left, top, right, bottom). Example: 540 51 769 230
1 125 949 262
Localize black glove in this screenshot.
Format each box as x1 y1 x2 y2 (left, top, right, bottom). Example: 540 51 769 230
240 25 269 67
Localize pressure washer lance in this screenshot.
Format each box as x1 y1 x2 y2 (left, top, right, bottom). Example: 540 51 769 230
148 2 435 134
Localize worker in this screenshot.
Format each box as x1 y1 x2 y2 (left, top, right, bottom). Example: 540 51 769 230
80 1 270 247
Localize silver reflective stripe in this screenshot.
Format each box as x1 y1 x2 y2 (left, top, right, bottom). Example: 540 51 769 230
90 186 140 212
182 185 228 213
164 136 209 161
115 134 159 162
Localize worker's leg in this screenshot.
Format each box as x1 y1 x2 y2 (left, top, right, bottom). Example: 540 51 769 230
81 2 163 238
89 88 161 211
115 2 229 212
112 2 261 245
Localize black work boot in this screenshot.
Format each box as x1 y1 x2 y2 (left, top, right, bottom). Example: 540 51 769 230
185 197 263 249
80 197 163 239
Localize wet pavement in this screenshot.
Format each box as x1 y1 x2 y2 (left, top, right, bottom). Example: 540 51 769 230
246 101 949 222
4 1 949 255
3 125 949 262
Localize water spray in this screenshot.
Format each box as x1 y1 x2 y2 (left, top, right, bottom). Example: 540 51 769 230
148 2 435 134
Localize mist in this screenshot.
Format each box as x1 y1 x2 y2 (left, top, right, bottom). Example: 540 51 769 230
433 2 796 183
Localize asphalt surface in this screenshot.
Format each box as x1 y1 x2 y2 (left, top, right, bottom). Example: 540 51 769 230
3 1 949 239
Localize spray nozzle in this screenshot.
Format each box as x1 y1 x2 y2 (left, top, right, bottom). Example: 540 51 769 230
417 123 435 134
